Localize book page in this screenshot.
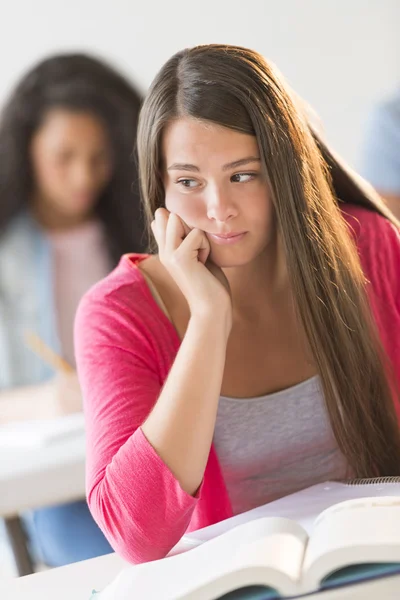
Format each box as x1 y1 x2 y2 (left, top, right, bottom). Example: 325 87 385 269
187 480 400 544
98 517 308 599
186 482 343 543
301 497 400 592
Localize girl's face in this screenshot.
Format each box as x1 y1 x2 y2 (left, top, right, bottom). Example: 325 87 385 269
162 117 275 268
30 109 113 226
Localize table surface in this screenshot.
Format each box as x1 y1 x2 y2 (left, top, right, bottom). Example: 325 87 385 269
2 441 400 599
0 552 128 600
0 433 86 517
1 551 400 600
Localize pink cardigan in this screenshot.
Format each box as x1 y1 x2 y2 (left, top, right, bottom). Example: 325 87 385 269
74 204 400 564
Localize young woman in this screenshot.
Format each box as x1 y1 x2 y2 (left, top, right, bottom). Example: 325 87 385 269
0 53 146 566
75 44 400 565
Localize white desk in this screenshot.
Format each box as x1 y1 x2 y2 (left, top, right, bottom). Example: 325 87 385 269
0 552 128 600
0 432 86 517
1 549 400 600
2 458 400 598
0 433 86 575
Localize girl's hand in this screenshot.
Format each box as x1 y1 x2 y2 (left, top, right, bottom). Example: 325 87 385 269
151 208 232 325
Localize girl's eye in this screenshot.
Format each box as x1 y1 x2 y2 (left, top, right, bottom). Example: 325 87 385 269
231 173 257 183
177 179 199 188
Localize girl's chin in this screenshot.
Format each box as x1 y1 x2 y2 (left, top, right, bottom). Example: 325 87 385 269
208 249 253 270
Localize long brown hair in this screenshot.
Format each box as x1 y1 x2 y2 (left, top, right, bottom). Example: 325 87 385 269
137 44 400 477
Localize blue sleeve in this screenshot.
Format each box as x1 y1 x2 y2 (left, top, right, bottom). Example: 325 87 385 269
360 97 400 194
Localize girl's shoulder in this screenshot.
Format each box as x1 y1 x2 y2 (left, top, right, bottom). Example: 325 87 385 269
341 201 398 234
75 253 180 377
77 253 160 319
0 212 46 299
341 203 400 266
340 203 399 314
75 253 179 351
0 211 41 250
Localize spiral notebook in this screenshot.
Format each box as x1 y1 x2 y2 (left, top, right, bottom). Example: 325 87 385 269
95 477 400 599
186 476 400 542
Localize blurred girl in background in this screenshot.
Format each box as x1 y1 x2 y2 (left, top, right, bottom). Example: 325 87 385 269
0 53 146 566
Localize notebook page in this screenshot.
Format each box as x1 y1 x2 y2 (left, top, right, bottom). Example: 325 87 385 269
187 480 400 543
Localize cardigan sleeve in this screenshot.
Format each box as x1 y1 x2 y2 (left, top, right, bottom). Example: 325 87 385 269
74 281 200 564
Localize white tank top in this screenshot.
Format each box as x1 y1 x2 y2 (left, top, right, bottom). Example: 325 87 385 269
213 376 350 515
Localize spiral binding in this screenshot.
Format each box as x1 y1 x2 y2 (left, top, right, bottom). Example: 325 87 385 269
344 476 400 486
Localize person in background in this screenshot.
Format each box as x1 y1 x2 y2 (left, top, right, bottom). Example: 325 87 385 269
75 44 400 565
361 89 400 219
0 53 147 566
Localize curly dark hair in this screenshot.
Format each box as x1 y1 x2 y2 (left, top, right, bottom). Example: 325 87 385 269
0 52 148 263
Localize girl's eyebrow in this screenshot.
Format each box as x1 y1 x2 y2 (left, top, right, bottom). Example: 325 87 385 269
222 156 260 171
167 156 261 172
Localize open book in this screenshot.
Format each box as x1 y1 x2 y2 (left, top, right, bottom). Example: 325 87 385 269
97 496 400 599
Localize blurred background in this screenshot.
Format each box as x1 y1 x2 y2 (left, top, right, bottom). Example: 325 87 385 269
1 0 399 167
0 0 399 580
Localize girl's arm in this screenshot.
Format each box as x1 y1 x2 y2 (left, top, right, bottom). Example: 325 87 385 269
75 213 232 564
141 312 229 496
143 209 232 495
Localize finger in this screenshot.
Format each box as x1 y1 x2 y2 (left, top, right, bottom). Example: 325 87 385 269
153 208 169 251
165 212 187 253
151 219 164 253
150 220 160 250
179 228 210 264
180 218 192 238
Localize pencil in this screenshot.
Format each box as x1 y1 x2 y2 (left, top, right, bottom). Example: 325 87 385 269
24 331 74 374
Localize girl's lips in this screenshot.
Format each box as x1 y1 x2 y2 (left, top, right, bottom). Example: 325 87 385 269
207 232 247 245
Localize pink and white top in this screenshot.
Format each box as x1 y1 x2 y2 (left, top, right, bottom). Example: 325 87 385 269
48 220 111 365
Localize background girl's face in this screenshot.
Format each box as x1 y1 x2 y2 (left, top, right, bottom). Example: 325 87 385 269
30 108 113 227
162 116 275 268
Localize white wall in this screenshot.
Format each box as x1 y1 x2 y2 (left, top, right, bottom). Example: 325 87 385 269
1 0 399 167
